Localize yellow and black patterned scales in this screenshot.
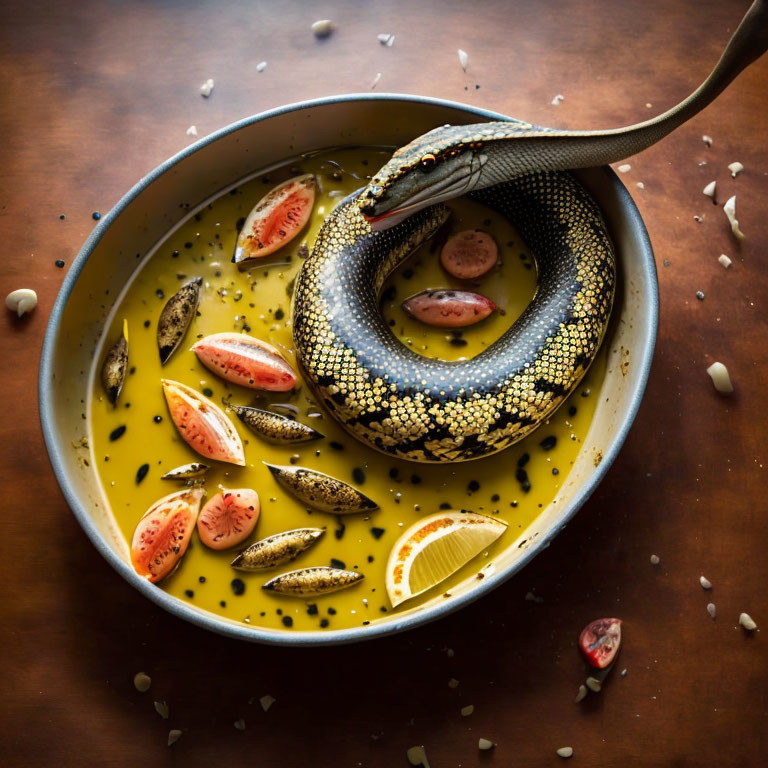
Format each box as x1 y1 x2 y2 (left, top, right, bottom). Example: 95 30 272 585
293 172 614 462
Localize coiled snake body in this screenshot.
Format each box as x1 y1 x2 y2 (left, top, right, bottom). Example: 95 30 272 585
293 0 767 463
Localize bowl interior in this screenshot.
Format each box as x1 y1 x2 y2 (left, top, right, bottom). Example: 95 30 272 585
40 95 657 645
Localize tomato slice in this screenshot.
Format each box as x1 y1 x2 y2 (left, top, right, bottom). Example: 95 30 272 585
579 618 622 668
440 230 498 279
197 488 260 550
233 174 316 262
130 488 204 583
402 289 496 327
191 332 296 391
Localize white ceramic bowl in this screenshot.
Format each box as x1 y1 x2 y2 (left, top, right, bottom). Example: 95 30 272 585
39 95 657 645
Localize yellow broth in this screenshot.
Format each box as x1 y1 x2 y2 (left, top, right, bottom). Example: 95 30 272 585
89 148 606 633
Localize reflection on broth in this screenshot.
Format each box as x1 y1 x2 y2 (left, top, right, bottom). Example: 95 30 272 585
89 148 606 633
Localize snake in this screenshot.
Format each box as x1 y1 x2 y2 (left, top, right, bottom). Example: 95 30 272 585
293 0 767 463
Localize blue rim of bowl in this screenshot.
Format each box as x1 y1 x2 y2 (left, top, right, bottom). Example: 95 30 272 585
39 93 658 646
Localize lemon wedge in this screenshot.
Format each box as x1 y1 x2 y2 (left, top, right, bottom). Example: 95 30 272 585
386 511 507 607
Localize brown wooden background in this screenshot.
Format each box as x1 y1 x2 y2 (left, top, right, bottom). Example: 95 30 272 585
1 1 767 765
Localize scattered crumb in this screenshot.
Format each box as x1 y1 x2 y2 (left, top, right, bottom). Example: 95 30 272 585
200 78 214 97
133 671 151 692
458 49 469 72
728 161 744 178
551 94 565 106
739 612 757 631
234 719 246 731
312 19 333 38
723 196 745 240
256 61 267 72
650 554 660 565
448 678 460 689
702 180 716 198
574 684 587 703
617 163 631 173
696 290 705 300
478 738 496 751
636 182 645 190
446 648 455 658
407 745 430 767
693 215 703 222
260 694 276 712
707 603 717 619
621 668 628 677
185 125 198 137
702 134 713 146
377 33 395 46
525 591 544 603
461 705 475 716
718 254 732 268
371 72 382 89
556 747 574 759
167 729 183 747
706 361 733 394
585 676 602 693
154 700 170 719
700 575 712 590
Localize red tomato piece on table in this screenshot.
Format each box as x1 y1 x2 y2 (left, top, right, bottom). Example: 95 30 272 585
579 618 622 668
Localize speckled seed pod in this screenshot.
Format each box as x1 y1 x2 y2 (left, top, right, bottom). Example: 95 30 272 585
101 319 129 404
265 463 378 514
157 277 202 364
161 462 209 480
230 405 323 444
231 528 325 571
262 566 364 596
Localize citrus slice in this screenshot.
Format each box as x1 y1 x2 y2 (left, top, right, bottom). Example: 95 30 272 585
386 511 507 607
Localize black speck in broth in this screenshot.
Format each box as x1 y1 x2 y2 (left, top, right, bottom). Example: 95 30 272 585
334 518 346 541
109 425 126 441
135 463 149 484
370 527 386 540
231 578 246 596
539 435 557 451
352 467 366 484
330 558 346 570
282 616 293 628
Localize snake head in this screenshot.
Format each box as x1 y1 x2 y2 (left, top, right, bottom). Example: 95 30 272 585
358 123 493 230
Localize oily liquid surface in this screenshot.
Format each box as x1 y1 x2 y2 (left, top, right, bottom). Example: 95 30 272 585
90 148 606 633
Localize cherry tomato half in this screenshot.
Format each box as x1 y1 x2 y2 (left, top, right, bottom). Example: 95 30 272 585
579 618 622 669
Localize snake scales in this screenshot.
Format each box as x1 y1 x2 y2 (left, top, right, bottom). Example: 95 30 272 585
293 0 767 463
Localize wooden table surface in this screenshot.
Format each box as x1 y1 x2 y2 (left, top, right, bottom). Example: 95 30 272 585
2 1 766 765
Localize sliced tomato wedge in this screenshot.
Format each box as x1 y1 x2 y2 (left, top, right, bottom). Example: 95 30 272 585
191 332 296 391
131 488 204 583
162 379 245 465
233 174 316 262
197 488 260 550
579 618 623 669
402 289 496 327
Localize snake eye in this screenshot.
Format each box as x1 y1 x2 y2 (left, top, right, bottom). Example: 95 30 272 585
419 153 437 171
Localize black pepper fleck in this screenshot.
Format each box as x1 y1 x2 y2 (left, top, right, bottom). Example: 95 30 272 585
330 558 346 570
320 618 329 628
184 589 194 598
370 527 386 540
109 425 126 441
135 463 149 484
353 467 366 484
539 435 557 451
282 616 293 628
202 388 213 397
307 604 318 616
468 480 480 492
274 308 284 320
153 415 162 423
231 578 246 596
